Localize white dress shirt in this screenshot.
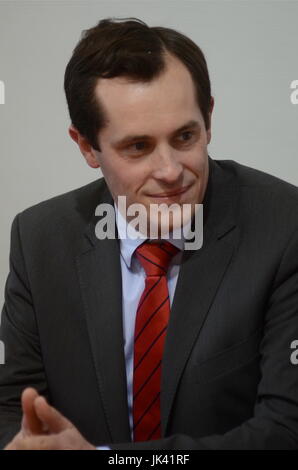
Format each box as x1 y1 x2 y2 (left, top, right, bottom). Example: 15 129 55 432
98 204 189 447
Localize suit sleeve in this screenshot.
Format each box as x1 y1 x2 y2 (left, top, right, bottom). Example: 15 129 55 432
0 214 49 449
111 224 298 450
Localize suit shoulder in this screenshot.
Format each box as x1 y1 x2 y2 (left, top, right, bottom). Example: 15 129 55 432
17 177 106 224
216 159 298 205
11 178 110 248
213 159 298 237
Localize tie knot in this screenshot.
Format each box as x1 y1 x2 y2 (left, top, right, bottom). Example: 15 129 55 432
135 240 180 277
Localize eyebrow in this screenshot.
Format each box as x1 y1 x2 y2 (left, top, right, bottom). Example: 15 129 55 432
112 119 201 147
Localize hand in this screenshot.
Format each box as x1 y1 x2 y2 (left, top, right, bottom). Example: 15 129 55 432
4 387 96 450
21 387 48 435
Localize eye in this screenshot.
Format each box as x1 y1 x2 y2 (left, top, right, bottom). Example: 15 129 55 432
175 130 199 148
132 141 146 151
179 131 194 142
124 141 149 156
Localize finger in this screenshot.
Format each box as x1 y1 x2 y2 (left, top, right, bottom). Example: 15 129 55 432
34 396 73 433
4 430 26 450
4 441 17 450
22 410 49 435
12 434 61 450
4 435 19 450
21 387 44 435
21 413 30 436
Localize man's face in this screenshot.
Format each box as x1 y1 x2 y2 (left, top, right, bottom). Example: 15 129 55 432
92 54 212 233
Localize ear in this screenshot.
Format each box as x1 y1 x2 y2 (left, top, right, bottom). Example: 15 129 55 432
206 96 214 145
68 125 100 169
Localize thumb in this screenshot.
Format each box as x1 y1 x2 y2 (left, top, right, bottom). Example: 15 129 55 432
21 387 44 435
21 413 31 436
33 396 73 433
22 409 50 435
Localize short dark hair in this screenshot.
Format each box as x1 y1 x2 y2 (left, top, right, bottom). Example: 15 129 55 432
64 17 212 151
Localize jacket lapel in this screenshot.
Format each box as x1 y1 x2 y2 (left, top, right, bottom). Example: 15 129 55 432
161 158 240 435
76 186 131 443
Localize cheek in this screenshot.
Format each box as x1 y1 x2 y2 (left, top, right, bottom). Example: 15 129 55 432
107 165 142 197
184 152 206 175
118 162 149 190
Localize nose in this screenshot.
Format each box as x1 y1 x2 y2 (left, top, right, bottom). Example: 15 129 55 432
151 145 183 184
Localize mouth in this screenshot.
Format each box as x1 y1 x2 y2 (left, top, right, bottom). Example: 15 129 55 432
148 184 192 199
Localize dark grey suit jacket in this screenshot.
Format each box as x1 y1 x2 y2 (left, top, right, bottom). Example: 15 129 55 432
1 157 298 450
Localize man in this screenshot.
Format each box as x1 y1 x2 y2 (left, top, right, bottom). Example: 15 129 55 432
1 17 298 450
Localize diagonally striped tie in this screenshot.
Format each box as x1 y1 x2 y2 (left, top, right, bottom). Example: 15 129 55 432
132 240 180 441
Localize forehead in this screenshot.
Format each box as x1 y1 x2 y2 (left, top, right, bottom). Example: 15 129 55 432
94 54 203 137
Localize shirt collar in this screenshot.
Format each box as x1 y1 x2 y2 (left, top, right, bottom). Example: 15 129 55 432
115 203 188 269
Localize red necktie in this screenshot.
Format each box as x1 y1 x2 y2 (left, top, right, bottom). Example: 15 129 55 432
132 240 180 441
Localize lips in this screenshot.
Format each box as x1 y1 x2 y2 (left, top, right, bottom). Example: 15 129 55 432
149 184 191 198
